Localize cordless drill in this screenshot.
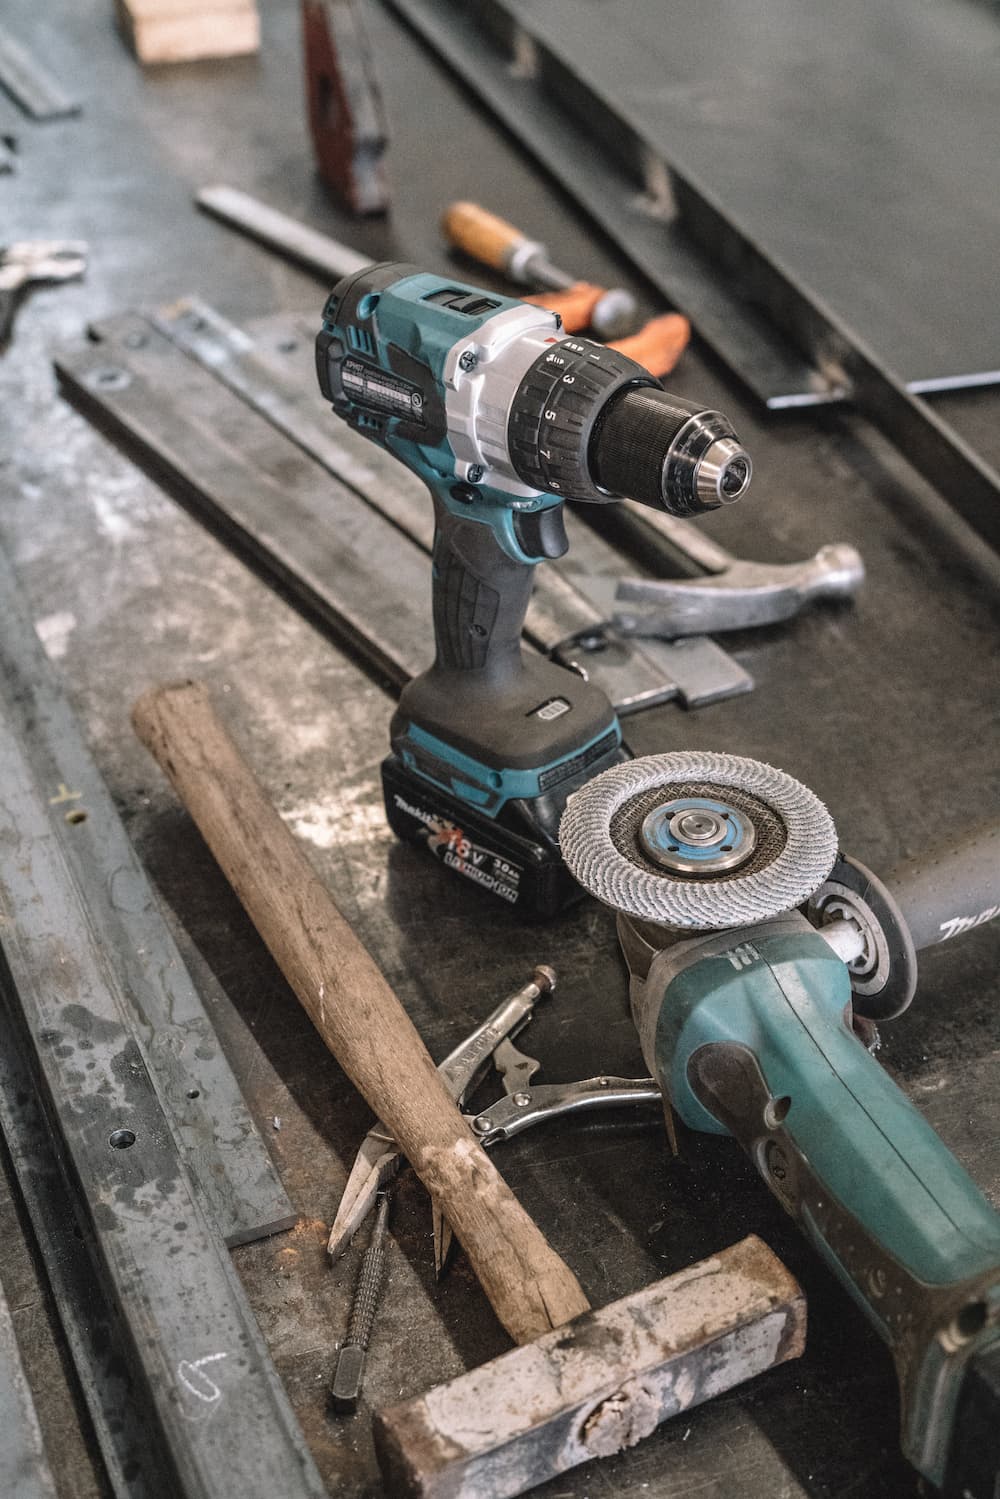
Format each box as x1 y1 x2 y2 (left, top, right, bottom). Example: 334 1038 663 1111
315 263 752 916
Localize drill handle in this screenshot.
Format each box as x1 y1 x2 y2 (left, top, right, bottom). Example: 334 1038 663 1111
885 818 1000 952
429 492 536 682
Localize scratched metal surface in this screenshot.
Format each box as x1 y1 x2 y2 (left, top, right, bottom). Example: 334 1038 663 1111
0 1 998 1496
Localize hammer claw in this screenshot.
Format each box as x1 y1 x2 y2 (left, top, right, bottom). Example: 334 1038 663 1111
608 542 865 637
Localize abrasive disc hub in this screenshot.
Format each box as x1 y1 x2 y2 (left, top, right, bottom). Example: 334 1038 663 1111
640 797 756 876
560 751 839 930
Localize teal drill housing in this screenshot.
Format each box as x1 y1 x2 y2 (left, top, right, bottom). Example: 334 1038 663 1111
316 263 752 915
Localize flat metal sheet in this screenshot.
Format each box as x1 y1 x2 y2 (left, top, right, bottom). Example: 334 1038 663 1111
0 544 296 1249
472 0 1000 394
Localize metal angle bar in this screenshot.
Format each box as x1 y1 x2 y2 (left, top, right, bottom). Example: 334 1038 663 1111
0 704 327 1499
0 1005 164 1499
0 1276 57 1499
0 26 80 120
391 0 1000 563
0 545 296 1249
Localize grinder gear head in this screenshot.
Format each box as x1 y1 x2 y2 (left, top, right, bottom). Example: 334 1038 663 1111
559 751 838 929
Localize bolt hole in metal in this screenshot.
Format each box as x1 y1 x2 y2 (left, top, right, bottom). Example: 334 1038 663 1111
87 366 131 393
65 808 88 825
763 1095 791 1129
109 1128 136 1149
186 1088 200 1100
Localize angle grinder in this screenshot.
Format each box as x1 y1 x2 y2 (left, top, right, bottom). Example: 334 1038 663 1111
560 751 1000 1493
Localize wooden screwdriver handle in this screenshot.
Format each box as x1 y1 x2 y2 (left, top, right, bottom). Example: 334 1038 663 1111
441 200 528 273
132 682 590 1346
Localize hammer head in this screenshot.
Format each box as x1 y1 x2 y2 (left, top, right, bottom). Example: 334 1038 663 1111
373 1236 804 1499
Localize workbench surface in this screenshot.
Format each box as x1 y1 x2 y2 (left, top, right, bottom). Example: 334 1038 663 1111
1 2 998 1495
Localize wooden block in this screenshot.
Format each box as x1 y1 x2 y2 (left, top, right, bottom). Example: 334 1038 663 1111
116 0 260 64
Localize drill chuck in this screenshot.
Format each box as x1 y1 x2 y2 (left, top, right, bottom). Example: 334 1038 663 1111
507 340 751 519
590 387 752 516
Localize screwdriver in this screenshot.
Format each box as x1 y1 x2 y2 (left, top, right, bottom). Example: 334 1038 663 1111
442 200 638 339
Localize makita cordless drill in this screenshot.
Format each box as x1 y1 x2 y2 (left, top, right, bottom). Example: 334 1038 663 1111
316 263 752 916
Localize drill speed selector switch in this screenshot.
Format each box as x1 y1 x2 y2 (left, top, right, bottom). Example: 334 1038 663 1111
316 263 752 916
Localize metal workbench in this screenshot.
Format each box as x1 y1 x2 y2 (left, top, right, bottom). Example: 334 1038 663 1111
1 1 998 1495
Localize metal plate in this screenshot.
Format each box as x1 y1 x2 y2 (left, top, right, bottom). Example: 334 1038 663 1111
466 0 1000 395
390 0 1000 558
0 544 296 1248
388 0 831 411
0 690 328 1499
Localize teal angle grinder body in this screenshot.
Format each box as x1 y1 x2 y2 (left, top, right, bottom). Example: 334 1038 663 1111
560 751 1000 1493
315 264 751 917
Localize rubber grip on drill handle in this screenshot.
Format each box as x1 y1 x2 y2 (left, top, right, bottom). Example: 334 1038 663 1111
884 819 1000 953
131 682 590 1348
430 495 538 680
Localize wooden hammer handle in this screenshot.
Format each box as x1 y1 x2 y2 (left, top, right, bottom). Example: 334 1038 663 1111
132 682 590 1346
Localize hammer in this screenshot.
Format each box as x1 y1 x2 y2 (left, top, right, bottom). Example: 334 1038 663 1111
583 505 865 637
132 682 806 1497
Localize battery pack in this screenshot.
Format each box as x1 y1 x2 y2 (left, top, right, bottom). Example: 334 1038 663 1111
381 754 582 919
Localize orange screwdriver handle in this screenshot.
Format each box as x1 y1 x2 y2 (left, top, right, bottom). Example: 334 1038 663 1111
523 282 606 333
611 313 691 379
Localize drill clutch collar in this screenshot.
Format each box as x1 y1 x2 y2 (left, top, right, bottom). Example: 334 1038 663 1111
559 751 838 929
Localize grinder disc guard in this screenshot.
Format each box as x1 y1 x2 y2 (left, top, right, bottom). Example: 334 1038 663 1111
560 751 838 929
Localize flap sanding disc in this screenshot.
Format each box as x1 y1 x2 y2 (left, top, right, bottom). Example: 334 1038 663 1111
559 751 838 930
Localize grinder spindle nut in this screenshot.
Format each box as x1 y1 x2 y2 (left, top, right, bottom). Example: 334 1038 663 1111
559 751 838 929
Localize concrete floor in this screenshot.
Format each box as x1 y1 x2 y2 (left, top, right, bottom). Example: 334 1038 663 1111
1 1 999 1495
